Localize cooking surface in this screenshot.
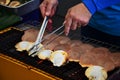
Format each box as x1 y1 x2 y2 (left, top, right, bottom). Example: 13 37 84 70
0 28 87 80
0 27 120 80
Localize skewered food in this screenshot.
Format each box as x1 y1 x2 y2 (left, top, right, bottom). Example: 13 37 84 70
37 50 53 60
0 0 10 5
85 66 107 80
50 50 68 67
8 1 20 7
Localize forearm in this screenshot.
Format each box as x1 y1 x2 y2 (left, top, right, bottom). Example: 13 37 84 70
82 0 120 14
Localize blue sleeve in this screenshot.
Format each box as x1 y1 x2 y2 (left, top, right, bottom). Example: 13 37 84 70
82 0 120 14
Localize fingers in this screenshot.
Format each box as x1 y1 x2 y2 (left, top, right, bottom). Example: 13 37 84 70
40 2 53 17
64 20 81 36
64 13 81 36
46 3 54 16
63 3 92 36
64 18 72 36
71 20 78 30
40 2 47 17
40 0 58 18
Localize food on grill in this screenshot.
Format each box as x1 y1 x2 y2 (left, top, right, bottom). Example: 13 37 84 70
110 52 120 67
15 41 34 51
15 41 44 54
19 28 118 71
22 28 48 42
42 34 59 50
43 41 59 50
22 28 39 42
50 50 68 67
85 66 107 80
79 51 96 67
0 0 10 5
67 43 94 62
68 46 83 62
53 44 71 52
37 50 53 60
43 33 58 41
55 36 71 44
8 1 20 7
69 40 83 47
79 47 115 71
79 43 94 53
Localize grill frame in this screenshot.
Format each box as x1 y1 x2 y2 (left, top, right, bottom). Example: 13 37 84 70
0 26 120 80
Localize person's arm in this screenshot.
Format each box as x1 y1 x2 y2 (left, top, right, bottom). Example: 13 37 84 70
82 0 120 14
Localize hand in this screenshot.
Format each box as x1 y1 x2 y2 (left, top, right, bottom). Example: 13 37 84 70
40 0 58 17
64 3 92 35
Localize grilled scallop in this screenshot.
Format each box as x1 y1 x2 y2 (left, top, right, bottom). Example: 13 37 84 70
50 50 68 67
15 41 44 53
15 41 34 52
37 50 53 60
85 66 107 80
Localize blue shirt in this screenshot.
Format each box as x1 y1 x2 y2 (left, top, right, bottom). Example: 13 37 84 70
82 0 120 36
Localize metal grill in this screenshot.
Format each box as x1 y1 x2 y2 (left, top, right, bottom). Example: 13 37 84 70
0 27 87 80
0 23 120 80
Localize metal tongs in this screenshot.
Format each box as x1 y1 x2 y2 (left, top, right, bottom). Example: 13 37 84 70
29 24 64 57
28 16 48 56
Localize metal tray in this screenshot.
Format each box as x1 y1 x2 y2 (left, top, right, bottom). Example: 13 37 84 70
0 0 40 16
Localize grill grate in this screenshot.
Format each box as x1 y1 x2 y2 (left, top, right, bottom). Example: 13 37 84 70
0 27 120 80
0 28 87 80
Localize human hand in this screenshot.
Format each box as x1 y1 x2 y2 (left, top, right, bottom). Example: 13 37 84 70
64 3 92 35
39 0 58 17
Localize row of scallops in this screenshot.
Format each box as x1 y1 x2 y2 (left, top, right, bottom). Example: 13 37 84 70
15 40 108 80
15 28 120 80
14 28 109 80
15 41 68 67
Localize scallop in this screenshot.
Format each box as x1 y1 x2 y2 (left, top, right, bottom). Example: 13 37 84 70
37 50 53 60
15 41 34 51
85 66 107 80
50 50 68 67
15 41 44 52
